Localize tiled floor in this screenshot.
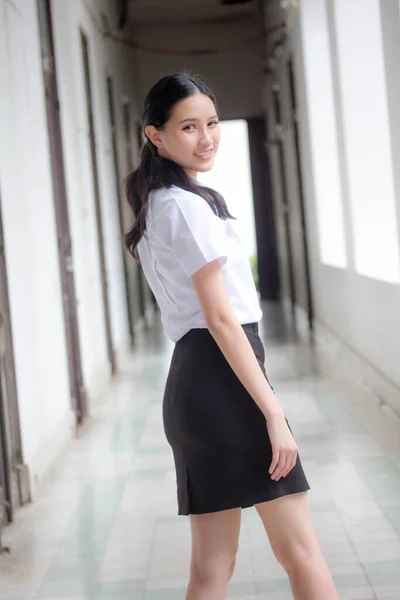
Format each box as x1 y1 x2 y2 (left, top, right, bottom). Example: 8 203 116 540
1 304 400 600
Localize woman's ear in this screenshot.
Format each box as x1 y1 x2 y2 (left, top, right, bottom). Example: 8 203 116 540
145 125 164 150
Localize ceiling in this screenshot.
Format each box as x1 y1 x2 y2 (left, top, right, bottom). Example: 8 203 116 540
127 0 261 26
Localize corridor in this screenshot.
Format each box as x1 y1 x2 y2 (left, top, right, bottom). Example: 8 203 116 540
1 304 400 600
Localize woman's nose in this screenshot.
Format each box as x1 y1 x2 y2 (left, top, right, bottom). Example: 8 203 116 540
199 129 212 146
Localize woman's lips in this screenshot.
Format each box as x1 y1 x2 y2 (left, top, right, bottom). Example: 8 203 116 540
194 150 213 159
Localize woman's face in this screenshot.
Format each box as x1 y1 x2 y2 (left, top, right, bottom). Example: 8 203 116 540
146 93 220 179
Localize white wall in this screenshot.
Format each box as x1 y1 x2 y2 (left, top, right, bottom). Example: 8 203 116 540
51 0 140 397
264 0 400 414
0 0 143 492
0 0 73 490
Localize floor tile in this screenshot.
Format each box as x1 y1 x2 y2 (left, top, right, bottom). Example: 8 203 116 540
1 306 399 600
373 583 400 598
362 561 400 586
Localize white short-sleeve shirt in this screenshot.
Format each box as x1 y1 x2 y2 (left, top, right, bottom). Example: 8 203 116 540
137 185 262 341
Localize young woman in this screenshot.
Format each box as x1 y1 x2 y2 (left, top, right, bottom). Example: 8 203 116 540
124 73 338 600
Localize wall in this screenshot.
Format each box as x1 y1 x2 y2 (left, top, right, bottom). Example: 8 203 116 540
263 0 400 428
0 0 73 491
0 0 146 493
51 0 144 396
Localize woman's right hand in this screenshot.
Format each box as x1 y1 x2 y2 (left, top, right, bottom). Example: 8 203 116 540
266 412 298 481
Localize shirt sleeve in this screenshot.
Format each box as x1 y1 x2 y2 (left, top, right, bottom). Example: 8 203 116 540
159 189 228 277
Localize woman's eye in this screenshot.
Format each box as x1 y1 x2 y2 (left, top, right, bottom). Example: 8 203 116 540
183 121 219 131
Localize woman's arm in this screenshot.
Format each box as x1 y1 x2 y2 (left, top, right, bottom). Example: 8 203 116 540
191 258 298 482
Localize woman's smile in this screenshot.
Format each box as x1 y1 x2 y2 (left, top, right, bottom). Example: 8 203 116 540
194 149 213 160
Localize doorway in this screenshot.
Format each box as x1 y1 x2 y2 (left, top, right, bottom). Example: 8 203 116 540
247 117 280 301
37 0 88 424
133 120 148 319
271 84 297 316
122 103 153 319
0 194 30 521
287 58 314 335
106 77 134 345
81 31 116 374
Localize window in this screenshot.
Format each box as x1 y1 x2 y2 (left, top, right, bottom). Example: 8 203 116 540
334 0 400 283
300 0 347 269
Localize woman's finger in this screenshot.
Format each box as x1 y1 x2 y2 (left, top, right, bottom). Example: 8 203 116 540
271 452 287 481
269 450 280 475
283 451 297 478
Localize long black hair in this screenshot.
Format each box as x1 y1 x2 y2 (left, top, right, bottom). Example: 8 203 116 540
124 72 235 260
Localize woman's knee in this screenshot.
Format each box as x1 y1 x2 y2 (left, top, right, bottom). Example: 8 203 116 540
189 508 241 584
191 551 237 584
272 536 321 576
255 492 322 575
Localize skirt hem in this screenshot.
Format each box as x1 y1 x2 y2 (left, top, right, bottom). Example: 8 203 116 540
177 483 311 516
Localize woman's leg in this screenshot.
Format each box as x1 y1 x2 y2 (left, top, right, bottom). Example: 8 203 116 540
186 507 241 600
255 491 339 600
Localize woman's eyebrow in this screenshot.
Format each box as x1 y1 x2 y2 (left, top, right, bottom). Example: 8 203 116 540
178 115 219 124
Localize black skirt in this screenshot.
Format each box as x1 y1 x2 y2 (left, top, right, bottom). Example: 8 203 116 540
163 322 310 515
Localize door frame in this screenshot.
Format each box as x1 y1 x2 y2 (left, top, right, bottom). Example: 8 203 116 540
287 57 314 335
106 77 134 345
121 100 154 321
37 0 88 424
133 120 148 318
80 30 116 375
246 116 280 301
271 83 297 315
0 191 30 521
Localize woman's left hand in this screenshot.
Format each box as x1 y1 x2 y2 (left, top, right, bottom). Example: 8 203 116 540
266 412 298 481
